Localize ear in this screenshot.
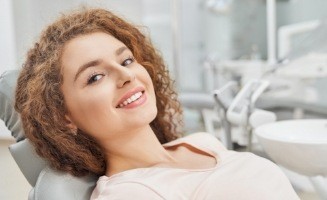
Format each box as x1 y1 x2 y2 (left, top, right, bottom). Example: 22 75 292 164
64 114 77 131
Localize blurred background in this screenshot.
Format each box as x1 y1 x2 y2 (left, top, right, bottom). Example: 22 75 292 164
1 0 327 199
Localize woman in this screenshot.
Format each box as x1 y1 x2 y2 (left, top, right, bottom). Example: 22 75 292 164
15 8 299 200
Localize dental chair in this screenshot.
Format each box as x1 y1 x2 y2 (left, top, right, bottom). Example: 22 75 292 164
0 70 97 200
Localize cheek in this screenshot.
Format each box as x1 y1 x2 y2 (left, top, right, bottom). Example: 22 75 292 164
67 86 115 131
139 67 155 91
74 103 115 139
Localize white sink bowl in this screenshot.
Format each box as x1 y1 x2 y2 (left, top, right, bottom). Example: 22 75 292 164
255 119 327 177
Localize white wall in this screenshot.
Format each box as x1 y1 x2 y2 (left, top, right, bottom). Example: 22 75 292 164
0 139 31 200
6 0 176 85
12 0 144 67
0 0 17 73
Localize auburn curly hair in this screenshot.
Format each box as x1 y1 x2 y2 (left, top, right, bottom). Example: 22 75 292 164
14 8 183 177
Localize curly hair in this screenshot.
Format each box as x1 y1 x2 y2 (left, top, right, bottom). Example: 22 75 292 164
14 8 183 177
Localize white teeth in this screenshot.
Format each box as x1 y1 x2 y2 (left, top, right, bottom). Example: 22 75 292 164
136 92 142 98
118 92 143 108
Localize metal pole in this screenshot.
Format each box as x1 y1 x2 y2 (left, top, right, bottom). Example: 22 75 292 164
171 0 182 89
267 0 277 66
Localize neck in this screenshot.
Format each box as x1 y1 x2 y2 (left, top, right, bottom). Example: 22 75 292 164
101 125 176 176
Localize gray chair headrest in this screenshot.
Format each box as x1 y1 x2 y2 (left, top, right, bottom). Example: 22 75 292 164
33 167 97 200
9 139 47 186
1 70 97 199
0 70 47 186
0 70 25 141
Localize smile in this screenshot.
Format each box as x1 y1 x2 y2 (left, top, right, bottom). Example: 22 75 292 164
117 91 143 108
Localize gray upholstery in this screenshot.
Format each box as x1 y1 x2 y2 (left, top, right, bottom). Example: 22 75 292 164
9 139 47 186
0 70 25 141
0 70 97 200
32 167 97 200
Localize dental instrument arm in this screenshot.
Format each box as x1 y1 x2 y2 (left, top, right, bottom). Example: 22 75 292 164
226 80 270 126
213 81 237 111
212 81 237 150
225 79 270 151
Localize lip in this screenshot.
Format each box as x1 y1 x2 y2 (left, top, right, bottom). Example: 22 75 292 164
116 86 145 108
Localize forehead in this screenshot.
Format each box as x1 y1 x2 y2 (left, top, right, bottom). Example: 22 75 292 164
60 32 125 72
62 32 124 57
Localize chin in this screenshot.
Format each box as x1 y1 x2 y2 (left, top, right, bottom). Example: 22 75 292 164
140 105 157 125
146 107 158 122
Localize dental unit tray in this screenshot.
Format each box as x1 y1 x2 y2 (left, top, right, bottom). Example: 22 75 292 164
227 79 270 126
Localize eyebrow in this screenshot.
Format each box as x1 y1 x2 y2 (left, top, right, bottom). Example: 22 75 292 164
73 46 129 82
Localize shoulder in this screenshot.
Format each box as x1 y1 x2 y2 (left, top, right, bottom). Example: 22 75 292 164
163 132 227 155
237 153 299 196
91 178 164 200
227 151 293 183
184 132 218 141
182 132 227 151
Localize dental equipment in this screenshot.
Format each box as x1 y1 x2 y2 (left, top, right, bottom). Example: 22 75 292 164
212 80 275 151
278 20 321 60
226 80 270 126
213 81 237 149
226 79 273 151
255 119 327 199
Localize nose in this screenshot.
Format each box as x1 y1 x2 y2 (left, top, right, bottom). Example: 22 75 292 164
116 67 135 88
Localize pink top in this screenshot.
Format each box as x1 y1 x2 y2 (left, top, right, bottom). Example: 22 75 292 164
91 132 299 200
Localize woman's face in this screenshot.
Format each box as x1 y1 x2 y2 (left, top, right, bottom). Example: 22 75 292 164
60 32 157 141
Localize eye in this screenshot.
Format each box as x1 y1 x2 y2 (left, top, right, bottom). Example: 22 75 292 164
121 56 135 67
87 73 104 85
